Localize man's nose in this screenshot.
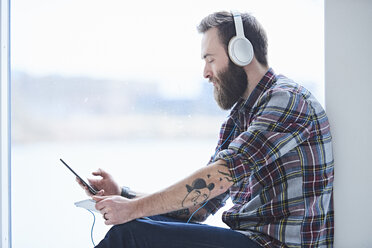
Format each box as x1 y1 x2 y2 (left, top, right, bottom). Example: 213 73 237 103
203 64 212 79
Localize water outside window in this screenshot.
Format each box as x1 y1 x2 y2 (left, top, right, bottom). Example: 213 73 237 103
11 0 324 247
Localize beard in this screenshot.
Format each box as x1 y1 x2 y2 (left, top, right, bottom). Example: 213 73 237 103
211 61 248 110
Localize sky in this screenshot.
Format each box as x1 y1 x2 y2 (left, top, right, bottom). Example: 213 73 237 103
11 0 324 100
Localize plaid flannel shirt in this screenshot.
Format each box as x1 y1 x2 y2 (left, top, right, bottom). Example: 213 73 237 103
205 69 334 248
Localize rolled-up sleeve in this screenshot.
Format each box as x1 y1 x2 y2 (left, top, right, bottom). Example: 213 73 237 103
215 89 314 183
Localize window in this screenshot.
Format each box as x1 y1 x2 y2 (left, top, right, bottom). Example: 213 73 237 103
11 1 324 246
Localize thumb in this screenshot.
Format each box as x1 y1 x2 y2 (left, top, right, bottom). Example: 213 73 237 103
92 195 108 202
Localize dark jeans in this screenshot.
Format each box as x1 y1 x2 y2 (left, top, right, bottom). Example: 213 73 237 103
95 215 262 248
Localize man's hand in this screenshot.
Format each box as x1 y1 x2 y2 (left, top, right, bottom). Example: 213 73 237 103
93 195 140 225
76 168 121 197
88 160 233 226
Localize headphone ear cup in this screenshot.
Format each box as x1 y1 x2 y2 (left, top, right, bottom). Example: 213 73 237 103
228 36 254 67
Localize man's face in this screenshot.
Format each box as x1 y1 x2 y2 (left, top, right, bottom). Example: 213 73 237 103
201 28 247 110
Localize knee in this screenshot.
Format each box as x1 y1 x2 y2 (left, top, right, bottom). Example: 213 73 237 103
107 219 147 239
98 220 145 247
108 220 140 236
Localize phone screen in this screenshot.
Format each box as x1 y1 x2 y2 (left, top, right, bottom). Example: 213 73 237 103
60 158 97 195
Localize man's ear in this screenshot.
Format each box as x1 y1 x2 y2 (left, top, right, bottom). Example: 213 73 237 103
186 184 193 193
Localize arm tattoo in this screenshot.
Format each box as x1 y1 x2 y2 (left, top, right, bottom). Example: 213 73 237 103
218 162 230 168
165 208 190 218
218 170 234 182
182 178 214 207
191 208 210 222
165 205 211 222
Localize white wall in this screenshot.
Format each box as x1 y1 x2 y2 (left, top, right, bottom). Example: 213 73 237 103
325 0 372 247
1 0 11 247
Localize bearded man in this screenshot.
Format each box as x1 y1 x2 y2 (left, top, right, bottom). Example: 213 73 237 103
78 11 334 248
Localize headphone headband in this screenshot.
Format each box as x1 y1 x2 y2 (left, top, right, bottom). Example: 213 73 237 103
231 11 245 38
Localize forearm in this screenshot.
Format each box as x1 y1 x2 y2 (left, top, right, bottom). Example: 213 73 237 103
133 193 210 222
165 191 229 222
164 204 208 222
133 160 233 220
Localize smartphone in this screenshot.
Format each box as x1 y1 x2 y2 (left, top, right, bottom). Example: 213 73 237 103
60 158 97 195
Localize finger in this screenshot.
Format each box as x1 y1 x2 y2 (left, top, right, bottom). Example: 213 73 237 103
104 216 114 225
92 195 105 202
93 195 110 208
97 189 105 196
81 185 93 196
96 203 106 212
100 208 107 215
77 178 93 191
92 168 109 178
76 177 84 186
87 178 99 185
87 179 101 191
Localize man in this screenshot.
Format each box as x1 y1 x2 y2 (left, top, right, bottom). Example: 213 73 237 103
78 11 334 248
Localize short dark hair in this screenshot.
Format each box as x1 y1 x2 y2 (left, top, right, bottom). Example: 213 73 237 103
197 11 268 67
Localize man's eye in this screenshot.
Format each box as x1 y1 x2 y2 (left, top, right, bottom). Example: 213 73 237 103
208 59 214 63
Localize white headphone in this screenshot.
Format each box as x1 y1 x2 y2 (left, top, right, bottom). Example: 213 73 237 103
228 11 254 67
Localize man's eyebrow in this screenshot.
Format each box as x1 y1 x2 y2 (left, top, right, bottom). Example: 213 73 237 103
202 53 213 59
